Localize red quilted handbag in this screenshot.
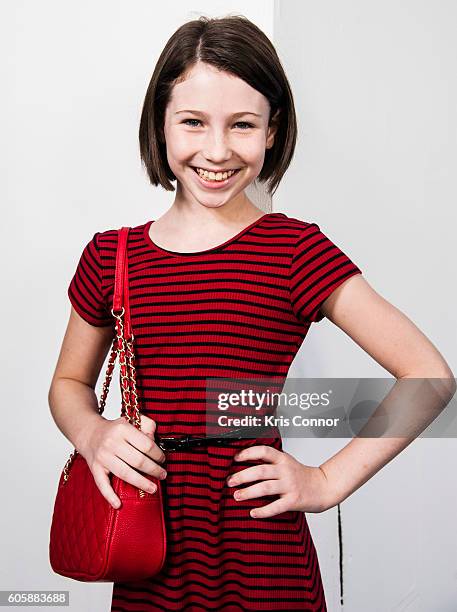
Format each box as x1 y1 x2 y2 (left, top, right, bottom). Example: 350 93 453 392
49 226 167 582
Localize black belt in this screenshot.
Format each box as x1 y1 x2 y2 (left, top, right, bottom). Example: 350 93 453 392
156 426 276 451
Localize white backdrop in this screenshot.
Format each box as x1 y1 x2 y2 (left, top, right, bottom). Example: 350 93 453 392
1 1 456 611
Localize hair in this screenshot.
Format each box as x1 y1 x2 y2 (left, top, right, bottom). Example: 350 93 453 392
139 14 297 196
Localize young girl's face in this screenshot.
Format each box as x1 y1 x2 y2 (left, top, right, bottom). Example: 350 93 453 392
163 61 278 211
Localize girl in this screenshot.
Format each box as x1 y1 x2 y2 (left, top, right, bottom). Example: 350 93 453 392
48 14 455 612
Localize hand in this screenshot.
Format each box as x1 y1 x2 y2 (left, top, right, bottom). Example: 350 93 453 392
77 414 167 509
227 445 337 518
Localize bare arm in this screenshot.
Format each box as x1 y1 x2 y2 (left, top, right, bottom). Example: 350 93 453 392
48 307 114 451
317 274 456 507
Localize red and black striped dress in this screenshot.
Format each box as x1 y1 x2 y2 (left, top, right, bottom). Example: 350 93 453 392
67 212 362 611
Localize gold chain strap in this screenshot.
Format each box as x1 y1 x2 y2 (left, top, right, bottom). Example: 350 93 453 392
125 335 140 429
114 311 137 423
62 306 141 484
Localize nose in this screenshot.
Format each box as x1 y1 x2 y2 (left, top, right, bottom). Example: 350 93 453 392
201 128 232 165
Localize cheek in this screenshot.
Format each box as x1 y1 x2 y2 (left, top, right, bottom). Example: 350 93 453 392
237 136 268 166
163 124 194 157
166 137 192 160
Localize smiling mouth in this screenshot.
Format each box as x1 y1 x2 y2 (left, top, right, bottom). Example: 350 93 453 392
190 166 242 182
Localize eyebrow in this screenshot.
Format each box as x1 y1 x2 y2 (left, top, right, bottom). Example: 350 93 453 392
175 110 262 118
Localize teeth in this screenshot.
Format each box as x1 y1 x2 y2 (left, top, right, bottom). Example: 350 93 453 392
195 167 238 181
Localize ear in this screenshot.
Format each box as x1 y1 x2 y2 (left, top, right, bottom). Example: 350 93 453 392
266 108 281 150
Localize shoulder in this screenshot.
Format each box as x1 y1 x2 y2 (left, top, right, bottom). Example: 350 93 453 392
273 213 360 256
267 212 320 245
93 220 150 256
268 212 316 230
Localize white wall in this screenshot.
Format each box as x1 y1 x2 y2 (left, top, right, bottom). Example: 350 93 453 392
273 1 457 610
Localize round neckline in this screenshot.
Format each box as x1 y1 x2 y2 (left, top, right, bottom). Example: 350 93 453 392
142 212 283 257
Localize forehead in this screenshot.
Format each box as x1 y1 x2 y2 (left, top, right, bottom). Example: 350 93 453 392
167 62 268 115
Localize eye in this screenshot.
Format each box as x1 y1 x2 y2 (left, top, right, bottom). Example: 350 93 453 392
182 119 254 130
234 121 254 130
183 119 201 128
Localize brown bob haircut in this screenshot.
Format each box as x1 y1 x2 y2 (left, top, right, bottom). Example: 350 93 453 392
139 14 297 196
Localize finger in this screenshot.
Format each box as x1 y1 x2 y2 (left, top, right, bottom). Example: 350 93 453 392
233 479 282 502
126 421 166 464
91 464 122 509
234 445 282 464
249 497 290 519
227 464 279 487
116 440 167 481
140 414 157 437
109 455 160 494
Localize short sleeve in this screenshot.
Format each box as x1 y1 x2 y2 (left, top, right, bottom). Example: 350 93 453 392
67 232 112 327
289 223 362 324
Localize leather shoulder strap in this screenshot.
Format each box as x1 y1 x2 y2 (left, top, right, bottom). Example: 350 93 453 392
112 227 132 339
